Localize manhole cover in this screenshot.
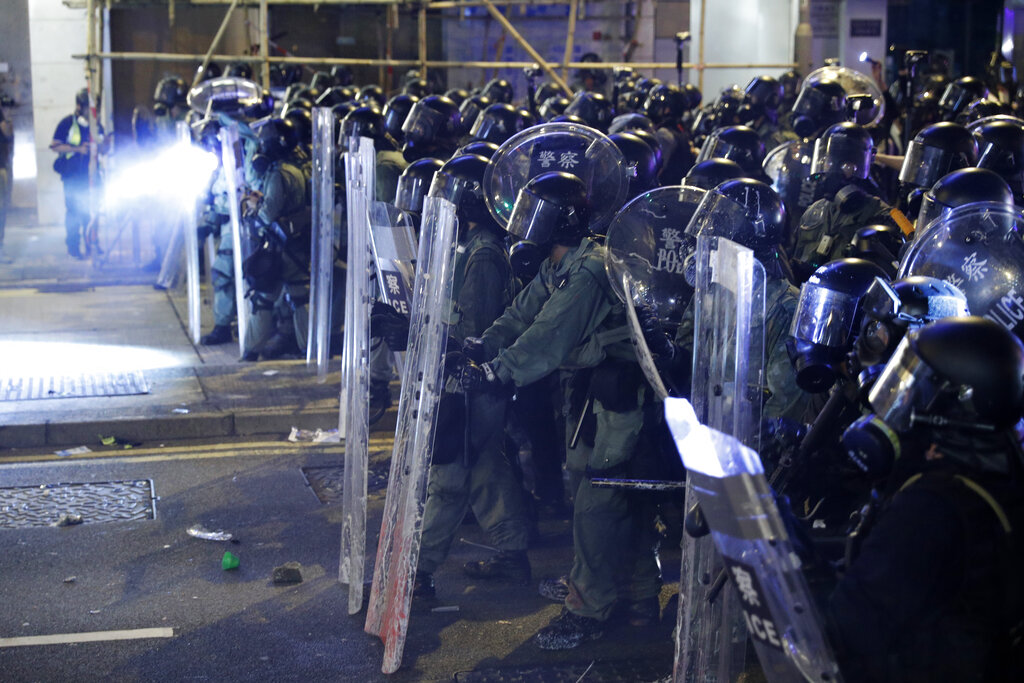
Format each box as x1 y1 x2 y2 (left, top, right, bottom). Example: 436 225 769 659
0 480 156 529
1 371 149 401
301 461 390 504
453 659 669 682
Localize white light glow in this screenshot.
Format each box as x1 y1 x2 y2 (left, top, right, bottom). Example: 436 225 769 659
0 341 186 376
103 143 218 211
1003 37 1014 58
12 139 37 181
859 51 868 63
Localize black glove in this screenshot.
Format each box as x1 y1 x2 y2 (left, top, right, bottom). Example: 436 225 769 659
635 303 675 361
460 361 512 396
370 301 410 352
443 350 467 378
462 336 488 363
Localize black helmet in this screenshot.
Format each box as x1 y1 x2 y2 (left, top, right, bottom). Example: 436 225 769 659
644 85 687 125
330 65 354 87
681 83 703 111
564 91 614 131
780 70 802 98
402 95 462 153
634 77 663 98
629 129 663 168
695 125 766 175
916 167 1013 234
609 132 660 198
444 88 469 106
685 178 788 251
456 140 500 160
538 95 571 121
154 76 188 107
616 89 646 114
458 95 492 134
243 88 275 120
608 112 655 135
282 107 312 145
899 122 978 189
226 62 253 80
284 84 315 105
382 94 419 145
846 224 905 277
856 275 969 368
196 62 222 83
395 157 445 215
255 117 299 162
744 75 782 110
684 158 745 190
308 71 333 94
810 122 875 182
403 78 431 99
534 82 562 106
340 106 392 150
358 85 387 108
482 78 514 104
469 103 530 145
315 86 353 108
974 118 1024 198
957 98 1005 125
938 76 990 120
507 171 590 245
330 102 359 129
788 258 889 392
868 317 1024 432
791 79 847 138
429 153 494 226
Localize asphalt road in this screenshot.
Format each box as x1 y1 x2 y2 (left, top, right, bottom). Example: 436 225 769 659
0 438 677 682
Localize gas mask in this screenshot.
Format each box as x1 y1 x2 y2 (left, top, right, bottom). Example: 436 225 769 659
508 240 544 282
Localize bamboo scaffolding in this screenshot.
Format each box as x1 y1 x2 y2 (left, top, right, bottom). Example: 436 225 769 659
190 0 241 87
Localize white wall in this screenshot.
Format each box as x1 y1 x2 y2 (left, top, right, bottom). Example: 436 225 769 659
839 0 887 75
28 0 89 226
690 0 798 99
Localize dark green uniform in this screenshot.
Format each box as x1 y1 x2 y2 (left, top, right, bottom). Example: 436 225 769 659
242 159 311 357
418 225 527 575
792 190 896 272
481 238 660 621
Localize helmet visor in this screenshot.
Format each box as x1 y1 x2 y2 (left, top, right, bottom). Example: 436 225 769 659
395 170 435 213
914 191 950 237
427 170 473 205
506 187 562 244
811 135 872 180
899 139 964 187
868 333 944 431
792 86 832 117
696 136 757 171
684 190 754 242
789 282 860 347
469 115 507 144
402 104 445 143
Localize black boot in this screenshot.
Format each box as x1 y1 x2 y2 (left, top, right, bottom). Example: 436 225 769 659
413 570 435 599
534 608 604 650
369 380 392 426
200 324 233 345
463 550 531 585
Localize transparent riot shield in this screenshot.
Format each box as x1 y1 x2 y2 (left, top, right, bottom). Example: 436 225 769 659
763 140 815 225
604 185 707 398
338 134 376 616
308 106 338 379
804 65 885 127
674 234 766 683
369 200 418 373
175 121 202 345
365 196 458 674
219 124 249 356
666 397 843 683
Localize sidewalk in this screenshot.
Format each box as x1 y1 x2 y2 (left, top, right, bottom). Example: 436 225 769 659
0 216 361 451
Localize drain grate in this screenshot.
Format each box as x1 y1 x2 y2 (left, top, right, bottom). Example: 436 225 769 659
301 461 390 504
0 480 156 529
0 371 149 401
453 659 669 682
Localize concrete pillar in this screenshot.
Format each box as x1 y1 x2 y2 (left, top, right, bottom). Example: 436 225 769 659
839 0 887 76
28 0 89 226
0 0 35 211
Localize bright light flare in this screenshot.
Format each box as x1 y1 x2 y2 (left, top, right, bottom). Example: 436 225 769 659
103 142 218 211
0 341 188 376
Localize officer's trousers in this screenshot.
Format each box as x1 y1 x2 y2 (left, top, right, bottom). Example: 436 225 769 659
418 392 530 574
210 223 236 327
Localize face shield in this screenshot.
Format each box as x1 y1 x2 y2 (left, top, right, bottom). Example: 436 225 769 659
427 170 478 207
506 186 563 244
695 135 759 171
683 190 757 244
861 277 968 329
811 135 872 180
899 140 962 187
790 283 861 347
868 333 945 432
395 171 435 214
402 104 445 144
469 114 508 144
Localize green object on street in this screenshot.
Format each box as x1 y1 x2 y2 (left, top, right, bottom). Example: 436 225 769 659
221 551 240 570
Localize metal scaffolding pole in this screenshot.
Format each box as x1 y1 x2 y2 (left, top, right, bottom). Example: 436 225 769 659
479 0 573 95
562 0 578 82
259 0 270 89
191 0 241 88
